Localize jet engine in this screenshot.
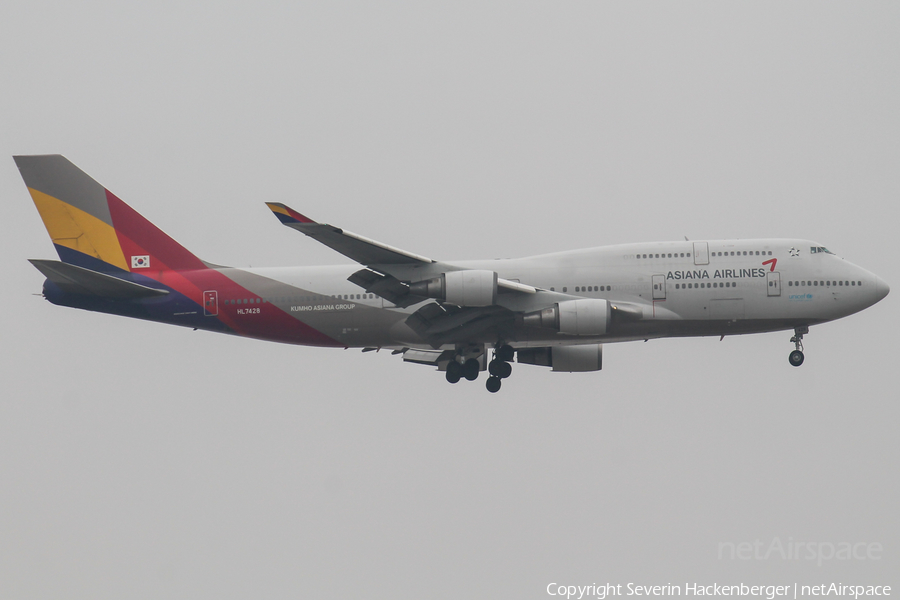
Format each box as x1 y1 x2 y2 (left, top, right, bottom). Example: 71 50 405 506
522 298 610 336
409 270 498 307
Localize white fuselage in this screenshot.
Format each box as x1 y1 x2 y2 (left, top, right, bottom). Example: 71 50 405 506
227 238 888 349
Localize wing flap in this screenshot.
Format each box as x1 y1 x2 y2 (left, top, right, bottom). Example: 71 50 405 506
402 348 455 366
347 268 424 308
405 302 514 347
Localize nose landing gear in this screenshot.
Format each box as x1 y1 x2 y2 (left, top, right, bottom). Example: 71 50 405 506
788 326 808 367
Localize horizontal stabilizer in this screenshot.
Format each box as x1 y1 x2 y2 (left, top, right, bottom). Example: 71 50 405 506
29 259 170 298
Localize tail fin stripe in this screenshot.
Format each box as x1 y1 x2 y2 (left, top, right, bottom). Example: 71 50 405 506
29 188 129 271
106 191 207 272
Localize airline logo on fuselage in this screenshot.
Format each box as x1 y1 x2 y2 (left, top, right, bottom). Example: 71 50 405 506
666 268 767 280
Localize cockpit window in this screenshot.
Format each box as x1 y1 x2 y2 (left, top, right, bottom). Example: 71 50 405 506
810 246 834 254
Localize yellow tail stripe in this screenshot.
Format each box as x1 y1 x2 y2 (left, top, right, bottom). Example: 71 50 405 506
30 188 129 271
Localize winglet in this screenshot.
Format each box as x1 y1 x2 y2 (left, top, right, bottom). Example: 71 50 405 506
265 202 315 225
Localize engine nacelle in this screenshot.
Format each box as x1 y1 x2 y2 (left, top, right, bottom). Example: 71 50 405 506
517 344 603 372
522 299 610 336
408 270 498 307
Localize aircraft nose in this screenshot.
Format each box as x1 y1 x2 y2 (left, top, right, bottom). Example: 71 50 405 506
874 277 890 303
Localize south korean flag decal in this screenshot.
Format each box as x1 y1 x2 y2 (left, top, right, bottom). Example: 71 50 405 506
131 255 151 269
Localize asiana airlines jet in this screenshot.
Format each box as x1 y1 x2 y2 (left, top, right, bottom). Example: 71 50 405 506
16 155 889 392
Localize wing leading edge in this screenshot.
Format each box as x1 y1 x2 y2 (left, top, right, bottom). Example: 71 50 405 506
265 203 538 297
265 203 434 266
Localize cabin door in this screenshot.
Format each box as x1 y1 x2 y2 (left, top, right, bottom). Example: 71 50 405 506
652 274 666 300
203 290 219 316
766 272 781 297
693 241 709 265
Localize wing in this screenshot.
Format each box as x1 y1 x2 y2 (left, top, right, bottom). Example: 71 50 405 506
265 203 647 348
266 203 538 301
265 203 434 265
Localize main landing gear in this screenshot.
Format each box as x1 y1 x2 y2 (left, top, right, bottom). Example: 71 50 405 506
444 344 515 392
486 344 514 393
788 326 808 367
445 358 480 384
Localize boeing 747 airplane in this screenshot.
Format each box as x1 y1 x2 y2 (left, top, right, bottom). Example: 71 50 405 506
16 155 889 392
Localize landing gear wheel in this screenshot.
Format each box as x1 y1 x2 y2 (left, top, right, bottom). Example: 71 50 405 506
446 361 462 383
463 358 480 381
486 376 502 393
788 326 808 367
496 344 515 362
498 361 512 378
488 359 511 378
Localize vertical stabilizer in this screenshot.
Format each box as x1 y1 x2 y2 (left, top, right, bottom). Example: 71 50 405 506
14 155 205 273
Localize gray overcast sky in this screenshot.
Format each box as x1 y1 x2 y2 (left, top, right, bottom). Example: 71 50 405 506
1 2 898 598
